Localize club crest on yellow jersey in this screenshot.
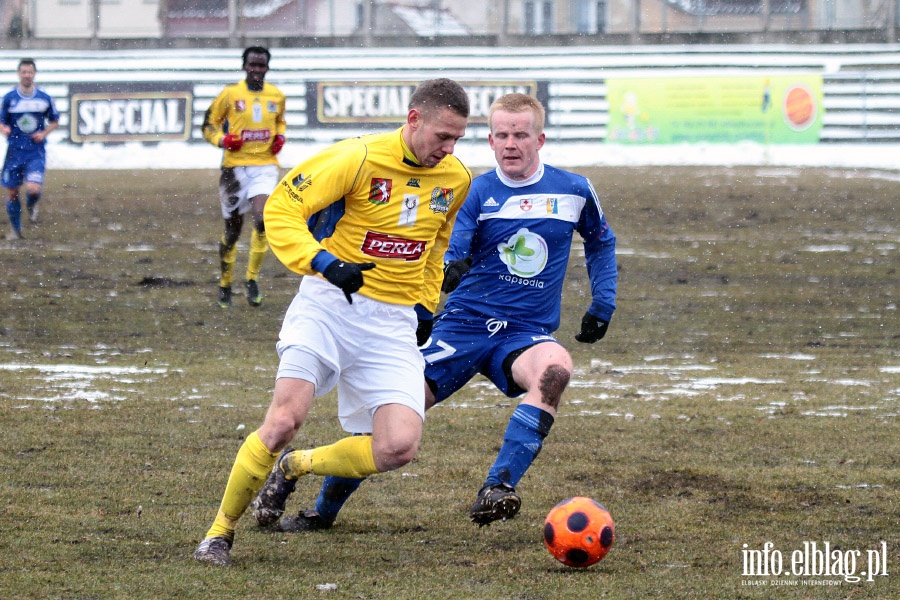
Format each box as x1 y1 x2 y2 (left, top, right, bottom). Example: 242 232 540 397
430 187 453 214
369 178 392 205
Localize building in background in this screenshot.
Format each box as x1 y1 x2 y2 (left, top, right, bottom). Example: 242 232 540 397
6 0 899 45
21 0 162 38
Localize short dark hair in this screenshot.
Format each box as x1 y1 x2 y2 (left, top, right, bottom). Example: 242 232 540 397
18 58 36 71
242 47 270 67
409 78 469 118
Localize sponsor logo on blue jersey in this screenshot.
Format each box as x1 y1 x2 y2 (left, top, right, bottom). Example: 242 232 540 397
497 228 548 278
15 113 38 134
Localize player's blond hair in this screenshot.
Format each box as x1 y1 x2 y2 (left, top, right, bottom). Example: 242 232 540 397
489 93 545 134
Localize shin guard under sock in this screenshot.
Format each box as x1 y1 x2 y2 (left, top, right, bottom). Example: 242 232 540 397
484 404 555 488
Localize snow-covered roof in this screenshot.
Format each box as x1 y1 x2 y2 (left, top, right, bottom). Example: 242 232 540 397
391 4 469 36
168 0 294 20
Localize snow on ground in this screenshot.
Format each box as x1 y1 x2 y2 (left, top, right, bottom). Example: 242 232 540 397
6 132 900 414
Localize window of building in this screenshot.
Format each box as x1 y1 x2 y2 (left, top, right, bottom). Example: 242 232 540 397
574 0 606 33
356 2 364 30
525 1 554 34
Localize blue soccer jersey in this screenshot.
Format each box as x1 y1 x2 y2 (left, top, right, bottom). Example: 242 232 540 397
442 162 617 333
0 87 59 154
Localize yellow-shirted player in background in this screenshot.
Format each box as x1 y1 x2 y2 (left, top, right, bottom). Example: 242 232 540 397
202 46 286 308
194 78 472 566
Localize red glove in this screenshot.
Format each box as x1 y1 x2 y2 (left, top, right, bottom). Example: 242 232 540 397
222 133 243 152
271 134 285 155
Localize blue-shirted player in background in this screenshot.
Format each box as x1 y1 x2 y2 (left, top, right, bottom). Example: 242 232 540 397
1 58 59 240
257 92 618 531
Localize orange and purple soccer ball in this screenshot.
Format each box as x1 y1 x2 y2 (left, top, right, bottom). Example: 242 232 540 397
543 497 615 568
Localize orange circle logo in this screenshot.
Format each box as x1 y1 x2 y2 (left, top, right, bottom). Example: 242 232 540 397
783 85 816 131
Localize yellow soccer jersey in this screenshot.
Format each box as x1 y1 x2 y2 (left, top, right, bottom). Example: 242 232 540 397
202 80 286 168
265 128 472 312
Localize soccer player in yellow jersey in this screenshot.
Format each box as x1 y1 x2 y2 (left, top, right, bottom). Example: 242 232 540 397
202 46 286 308
194 78 472 566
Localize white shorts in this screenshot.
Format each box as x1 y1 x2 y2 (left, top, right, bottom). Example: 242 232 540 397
276 276 425 433
218 164 279 219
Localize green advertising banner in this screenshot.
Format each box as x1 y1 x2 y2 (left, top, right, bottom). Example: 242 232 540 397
606 74 824 144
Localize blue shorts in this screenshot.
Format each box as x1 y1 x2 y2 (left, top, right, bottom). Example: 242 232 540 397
422 307 559 403
2 151 46 189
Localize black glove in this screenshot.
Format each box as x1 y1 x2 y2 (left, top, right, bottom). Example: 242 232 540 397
575 312 609 344
414 304 433 346
416 317 433 346
441 257 472 293
321 260 376 304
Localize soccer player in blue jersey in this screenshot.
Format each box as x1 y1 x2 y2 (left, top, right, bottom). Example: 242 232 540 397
1 58 59 240
261 93 617 532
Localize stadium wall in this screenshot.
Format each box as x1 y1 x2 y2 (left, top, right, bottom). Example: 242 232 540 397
1 45 899 169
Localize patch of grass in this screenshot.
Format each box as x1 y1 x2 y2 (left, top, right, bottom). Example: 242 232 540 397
0 167 897 599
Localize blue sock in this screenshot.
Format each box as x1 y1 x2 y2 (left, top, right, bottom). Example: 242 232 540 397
26 192 40 211
6 198 21 232
314 475 365 523
484 404 555 489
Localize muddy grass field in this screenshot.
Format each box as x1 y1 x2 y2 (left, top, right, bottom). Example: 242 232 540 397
0 167 897 599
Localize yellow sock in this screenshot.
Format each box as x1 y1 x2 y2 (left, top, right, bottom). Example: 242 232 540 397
283 436 378 479
245 229 268 282
219 236 238 288
204 430 278 540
